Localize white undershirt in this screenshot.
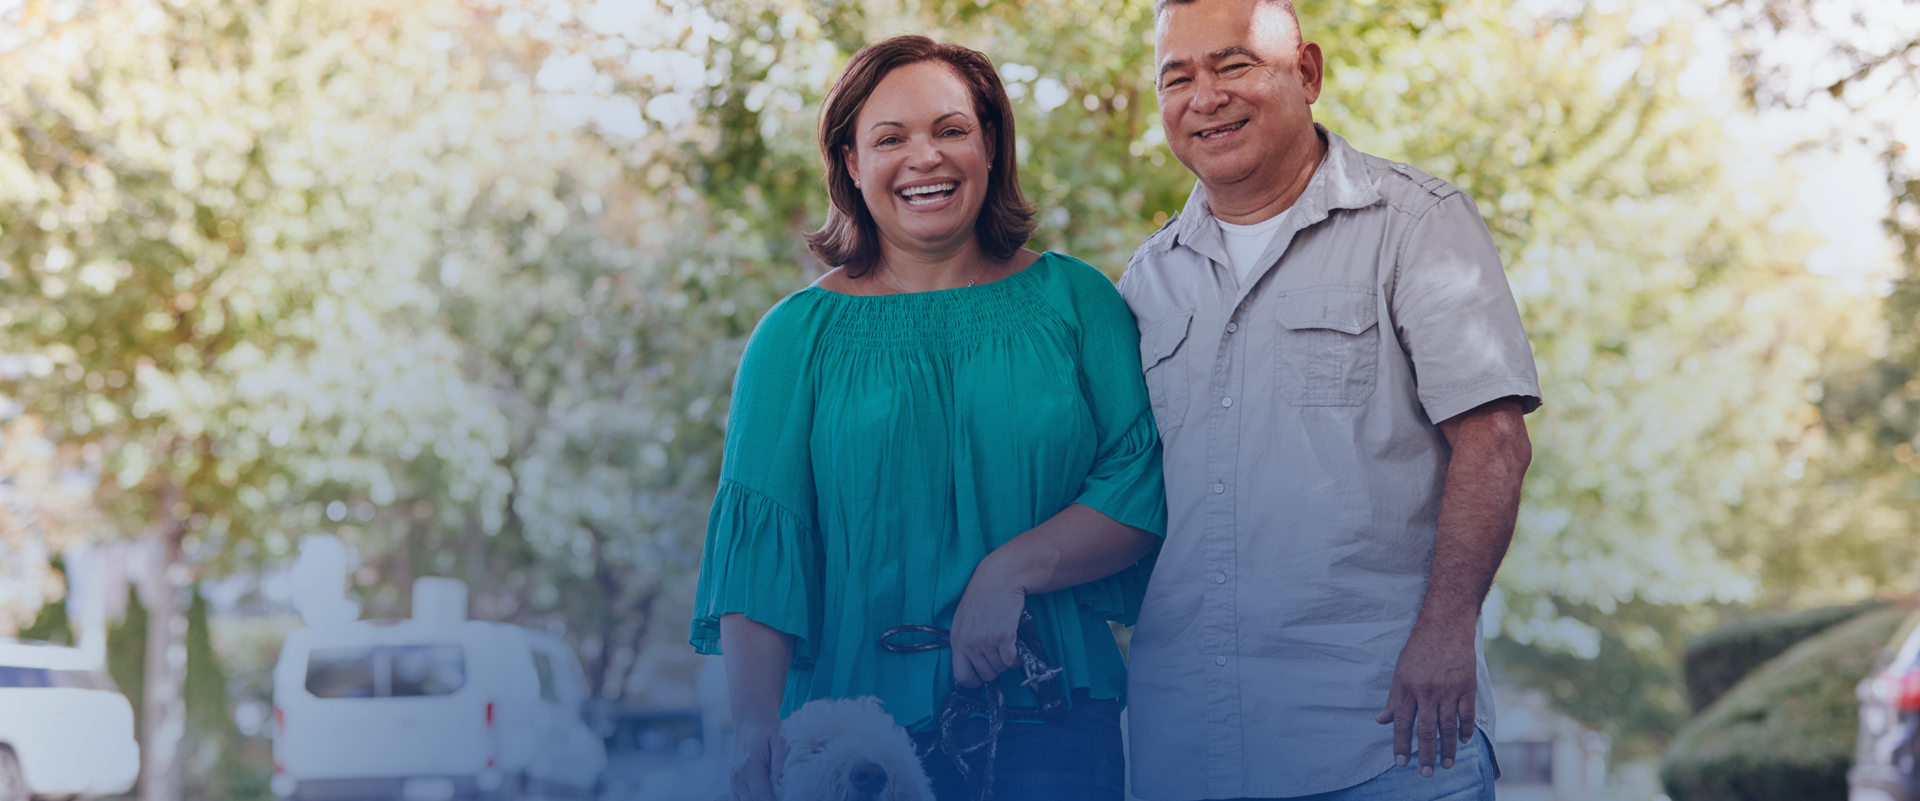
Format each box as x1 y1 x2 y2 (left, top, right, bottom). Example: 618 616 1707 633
1217 208 1293 284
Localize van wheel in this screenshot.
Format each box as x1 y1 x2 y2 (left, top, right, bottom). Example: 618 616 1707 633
0 747 27 801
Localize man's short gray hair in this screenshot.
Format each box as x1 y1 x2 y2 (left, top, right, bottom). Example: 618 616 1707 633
1152 0 1302 42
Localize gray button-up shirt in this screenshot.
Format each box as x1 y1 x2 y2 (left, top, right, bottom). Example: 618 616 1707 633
1118 126 1542 799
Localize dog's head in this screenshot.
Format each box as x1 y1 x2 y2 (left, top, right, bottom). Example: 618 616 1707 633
777 697 934 801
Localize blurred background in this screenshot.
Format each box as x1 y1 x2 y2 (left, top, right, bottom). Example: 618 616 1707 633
0 0 1917 799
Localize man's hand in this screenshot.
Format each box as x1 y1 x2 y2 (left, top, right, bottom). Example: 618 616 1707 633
950 557 1026 688
727 717 789 801
1374 621 1478 776
1375 396 1529 776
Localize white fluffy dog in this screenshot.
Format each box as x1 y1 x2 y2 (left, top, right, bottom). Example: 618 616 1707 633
777 697 935 801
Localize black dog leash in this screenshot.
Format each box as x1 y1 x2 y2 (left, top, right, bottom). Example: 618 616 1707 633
879 609 1068 801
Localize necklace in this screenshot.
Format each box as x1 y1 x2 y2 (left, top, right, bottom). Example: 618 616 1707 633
880 261 981 294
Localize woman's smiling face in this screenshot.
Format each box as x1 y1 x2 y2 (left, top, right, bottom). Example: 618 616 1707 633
844 60 994 257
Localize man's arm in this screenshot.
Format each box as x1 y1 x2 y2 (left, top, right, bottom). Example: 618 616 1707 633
1374 396 1531 776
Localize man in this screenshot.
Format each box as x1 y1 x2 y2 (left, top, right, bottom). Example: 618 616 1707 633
1116 0 1539 798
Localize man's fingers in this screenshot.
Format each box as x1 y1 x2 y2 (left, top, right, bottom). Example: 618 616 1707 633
1439 709 1459 770
1383 695 1413 768
1416 701 1438 777
1458 694 1476 743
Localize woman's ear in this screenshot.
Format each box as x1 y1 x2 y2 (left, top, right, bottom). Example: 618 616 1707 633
842 143 861 189
983 122 997 169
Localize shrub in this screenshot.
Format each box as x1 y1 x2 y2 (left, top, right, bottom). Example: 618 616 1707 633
1682 602 1883 713
1661 605 1911 801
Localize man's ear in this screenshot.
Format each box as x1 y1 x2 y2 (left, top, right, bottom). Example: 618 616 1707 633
1299 41 1325 104
843 143 861 188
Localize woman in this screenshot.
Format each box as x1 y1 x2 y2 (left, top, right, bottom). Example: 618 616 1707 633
690 35 1164 801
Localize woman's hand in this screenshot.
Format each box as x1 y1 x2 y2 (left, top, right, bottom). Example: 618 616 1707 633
950 555 1028 687
719 613 794 801
727 716 789 801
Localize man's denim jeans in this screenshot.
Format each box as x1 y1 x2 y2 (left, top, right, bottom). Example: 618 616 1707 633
911 690 1125 801
1226 731 1499 801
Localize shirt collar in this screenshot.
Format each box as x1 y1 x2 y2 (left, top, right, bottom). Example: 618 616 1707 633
1169 123 1382 253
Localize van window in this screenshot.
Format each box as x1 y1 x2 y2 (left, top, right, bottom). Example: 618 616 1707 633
531 651 557 702
0 665 52 688
390 645 465 697
306 645 465 698
307 648 378 698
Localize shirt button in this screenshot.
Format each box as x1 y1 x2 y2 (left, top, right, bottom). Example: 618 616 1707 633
1226 322 1238 333
1221 397 1232 408
1214 572 1227 584
1212 483 1224 494
1215 656 1228 666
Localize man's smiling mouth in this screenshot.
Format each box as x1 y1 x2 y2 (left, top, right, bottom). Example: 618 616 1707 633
1197 120 1248 139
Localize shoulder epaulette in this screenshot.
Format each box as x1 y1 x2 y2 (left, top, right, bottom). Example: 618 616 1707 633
1386 161 1460 201
1141 211 1181 253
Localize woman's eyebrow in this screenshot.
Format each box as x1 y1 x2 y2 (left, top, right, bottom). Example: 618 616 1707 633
866 112 973 131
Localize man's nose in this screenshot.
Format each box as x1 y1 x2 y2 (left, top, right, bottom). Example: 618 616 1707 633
1192 74 1230 114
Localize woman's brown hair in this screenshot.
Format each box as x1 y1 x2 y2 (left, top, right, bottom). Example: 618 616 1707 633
805 35 1035 278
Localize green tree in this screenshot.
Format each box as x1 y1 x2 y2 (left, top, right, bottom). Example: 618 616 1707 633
1713 0 1920 604
0 0 512 795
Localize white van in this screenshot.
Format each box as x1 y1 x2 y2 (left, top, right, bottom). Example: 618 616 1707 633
270 617 606 800
0 639 140 799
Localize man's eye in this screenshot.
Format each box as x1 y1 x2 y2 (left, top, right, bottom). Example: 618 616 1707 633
1160 77 1189 89
1222 63 1251 73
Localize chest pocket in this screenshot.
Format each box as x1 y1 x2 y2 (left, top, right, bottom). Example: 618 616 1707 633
1138 310 1194 436
1274 287 1379 406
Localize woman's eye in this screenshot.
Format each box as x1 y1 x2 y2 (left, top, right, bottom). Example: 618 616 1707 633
942 128 966 137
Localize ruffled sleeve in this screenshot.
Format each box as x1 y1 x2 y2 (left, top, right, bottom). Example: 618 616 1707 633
1066 409 1164 625
691 481 821 661
1060 257 1168 625
689 295 825 664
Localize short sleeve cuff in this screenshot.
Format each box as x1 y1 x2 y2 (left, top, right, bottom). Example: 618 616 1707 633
1071 409 1169 538
1421 375 1543 424
689 480 821 663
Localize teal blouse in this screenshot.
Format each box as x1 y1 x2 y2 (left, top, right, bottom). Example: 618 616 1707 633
689 252 1166 733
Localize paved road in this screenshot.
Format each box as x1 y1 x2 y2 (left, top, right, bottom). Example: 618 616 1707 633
597 747 729 801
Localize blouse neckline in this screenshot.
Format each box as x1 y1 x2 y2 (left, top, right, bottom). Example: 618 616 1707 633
803 251 1060 301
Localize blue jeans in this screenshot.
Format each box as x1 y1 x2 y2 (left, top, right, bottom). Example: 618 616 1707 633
1225 731 1499 801
911 691 1124 801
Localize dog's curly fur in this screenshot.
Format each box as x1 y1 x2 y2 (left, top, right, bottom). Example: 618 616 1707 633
777 697 935 801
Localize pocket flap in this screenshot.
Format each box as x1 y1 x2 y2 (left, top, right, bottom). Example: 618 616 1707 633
1139 310 1193 370
1275 287 1377 335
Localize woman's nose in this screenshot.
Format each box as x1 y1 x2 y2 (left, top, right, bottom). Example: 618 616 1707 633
907 136 945 169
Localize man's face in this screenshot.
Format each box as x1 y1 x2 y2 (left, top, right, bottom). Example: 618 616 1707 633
1154 0 1322 189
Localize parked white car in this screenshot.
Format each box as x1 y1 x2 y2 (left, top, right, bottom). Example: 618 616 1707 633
271 618 606 800
0 639 140 800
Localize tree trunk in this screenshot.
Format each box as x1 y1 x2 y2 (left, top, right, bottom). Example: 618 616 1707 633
138 500 189 801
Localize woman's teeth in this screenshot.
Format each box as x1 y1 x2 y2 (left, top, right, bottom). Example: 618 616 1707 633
900 183 955 205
